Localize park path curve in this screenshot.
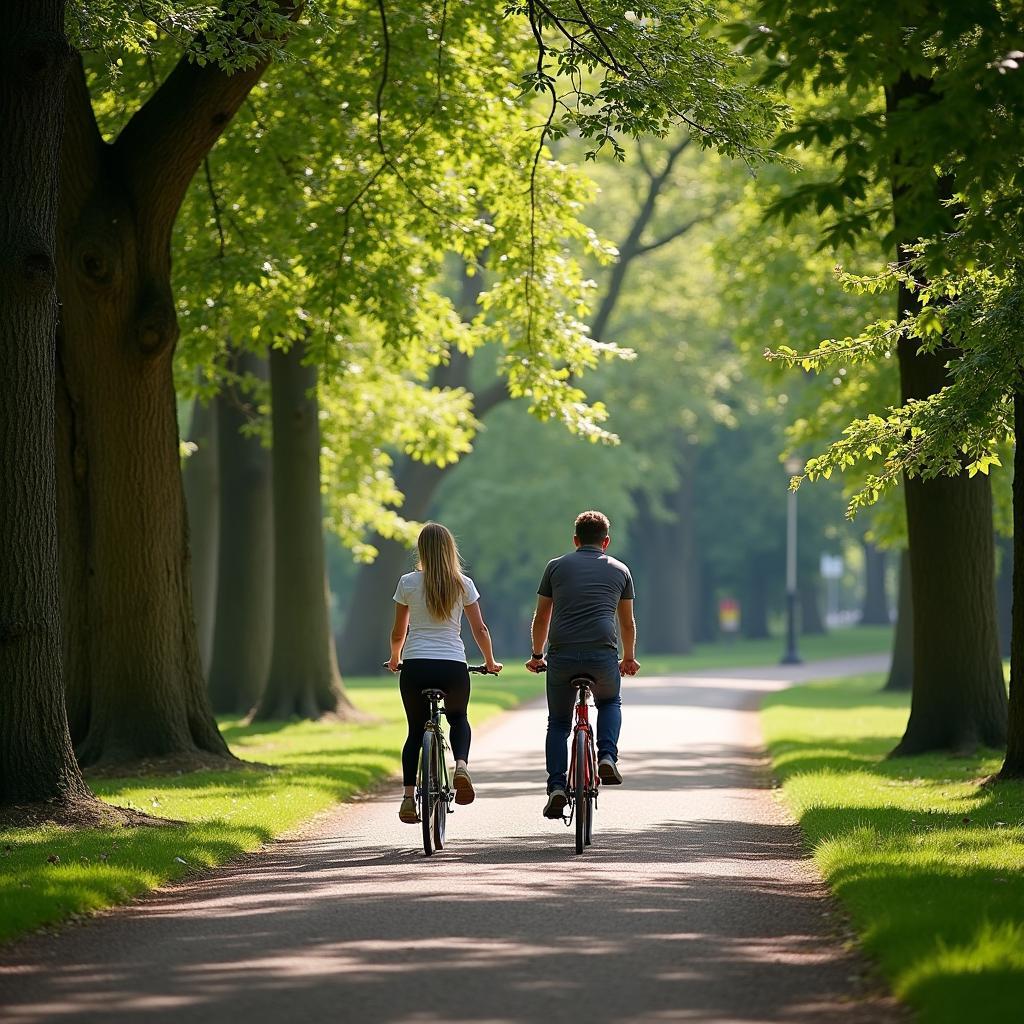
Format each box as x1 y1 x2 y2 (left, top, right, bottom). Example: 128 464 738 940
1 655 906 1024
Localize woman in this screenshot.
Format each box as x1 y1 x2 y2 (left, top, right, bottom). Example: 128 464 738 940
388 522 502 824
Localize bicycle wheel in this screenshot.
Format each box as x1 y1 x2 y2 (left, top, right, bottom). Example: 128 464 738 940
574 730 588 855
584 741 595 847
420 731 435 856
432 743 447 850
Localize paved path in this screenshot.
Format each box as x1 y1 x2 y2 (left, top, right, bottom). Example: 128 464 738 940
1 655 905 1024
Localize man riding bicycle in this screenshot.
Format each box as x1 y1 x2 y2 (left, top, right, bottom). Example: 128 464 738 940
526 510 639 819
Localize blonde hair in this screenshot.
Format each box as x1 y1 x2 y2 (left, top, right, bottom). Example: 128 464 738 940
416 522 466 620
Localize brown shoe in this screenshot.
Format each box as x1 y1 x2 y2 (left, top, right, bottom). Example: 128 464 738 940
399 796 419 824
453 766 475 805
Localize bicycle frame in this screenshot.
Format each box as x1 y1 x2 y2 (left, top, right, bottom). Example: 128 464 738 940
565 679 599 853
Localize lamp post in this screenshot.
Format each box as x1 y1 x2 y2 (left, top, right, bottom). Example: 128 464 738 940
781 455 803 665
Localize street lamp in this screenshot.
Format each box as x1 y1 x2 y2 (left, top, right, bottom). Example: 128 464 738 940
781 455 803 665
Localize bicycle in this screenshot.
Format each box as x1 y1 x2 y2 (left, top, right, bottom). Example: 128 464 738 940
387 662 493 857
536 665 600 855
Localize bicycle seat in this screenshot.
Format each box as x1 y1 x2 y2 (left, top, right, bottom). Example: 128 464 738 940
570 673 596 685
421 688 446 700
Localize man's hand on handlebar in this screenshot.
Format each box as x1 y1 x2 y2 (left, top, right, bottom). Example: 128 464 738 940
620 657 640 676
526 657 547 674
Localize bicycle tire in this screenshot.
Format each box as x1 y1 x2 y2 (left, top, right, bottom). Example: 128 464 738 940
584 741 595 847
575 730 588 855
420 731 435 857
433 741 446 850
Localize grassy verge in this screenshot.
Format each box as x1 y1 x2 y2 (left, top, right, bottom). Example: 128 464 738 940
642 623 893 675
762 674 1024 1023
0 670 544 945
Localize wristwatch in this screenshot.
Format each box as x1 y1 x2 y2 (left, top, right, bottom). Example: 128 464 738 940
531 653 544 660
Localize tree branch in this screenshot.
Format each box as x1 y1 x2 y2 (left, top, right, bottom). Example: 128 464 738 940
113 2 304 242
472 378 510 419
632 211 715 256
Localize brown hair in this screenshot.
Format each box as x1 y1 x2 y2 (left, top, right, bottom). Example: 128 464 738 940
416 522 467 620
574 510 610 545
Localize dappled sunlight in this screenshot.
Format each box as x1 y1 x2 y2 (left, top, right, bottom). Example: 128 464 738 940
765 673 1024 1022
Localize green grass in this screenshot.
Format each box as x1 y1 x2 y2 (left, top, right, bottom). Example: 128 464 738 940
763 674 1024 1023
0 670 544 945
641 623 893 675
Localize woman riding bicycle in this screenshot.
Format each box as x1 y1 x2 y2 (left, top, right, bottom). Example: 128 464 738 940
387 522 502 824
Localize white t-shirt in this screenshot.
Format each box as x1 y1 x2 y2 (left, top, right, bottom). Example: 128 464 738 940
393 571 481 662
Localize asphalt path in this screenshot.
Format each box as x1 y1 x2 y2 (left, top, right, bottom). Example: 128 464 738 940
1 655 906 1023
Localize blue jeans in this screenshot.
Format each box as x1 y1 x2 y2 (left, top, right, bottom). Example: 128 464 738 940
545 648 621 792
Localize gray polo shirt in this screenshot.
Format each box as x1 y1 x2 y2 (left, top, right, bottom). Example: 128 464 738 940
538 546 635 652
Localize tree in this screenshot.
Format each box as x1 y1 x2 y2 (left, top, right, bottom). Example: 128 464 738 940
0 0 93 816
254 340 355 720
738 1 1016 753
206 353 273 715
860 540 889 625
181 385 219 673
57 4 301 767
884 551 912 692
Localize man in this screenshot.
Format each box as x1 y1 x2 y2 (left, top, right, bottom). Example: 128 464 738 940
527 510 639 819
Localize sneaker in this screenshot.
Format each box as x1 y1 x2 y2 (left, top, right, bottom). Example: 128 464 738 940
543 787 569 819
453 766 475 805
598 756 622 785
399 796 419 824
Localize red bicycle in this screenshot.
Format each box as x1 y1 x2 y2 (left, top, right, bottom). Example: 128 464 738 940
565 674 600 854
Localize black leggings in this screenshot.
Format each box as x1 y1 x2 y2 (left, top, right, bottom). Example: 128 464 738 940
399 660 472 786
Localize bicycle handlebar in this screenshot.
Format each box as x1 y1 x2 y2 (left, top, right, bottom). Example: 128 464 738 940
383 661 498 675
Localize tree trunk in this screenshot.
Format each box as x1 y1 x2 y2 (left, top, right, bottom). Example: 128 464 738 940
630 478 695 655
741 557 771 640
889 303 1006 753
54 41 278 766
995 533 1012 659
799 571 826 635
207 353 273 714
998 391 1024 777
884 550 913 692
255 342 356 720
692 557 717 643
860 540 890 625
886 73 1006 755
182 382 219 674
0 0 92 811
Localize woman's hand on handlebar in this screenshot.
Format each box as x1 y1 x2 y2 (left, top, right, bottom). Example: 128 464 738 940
386 656 401 673
485 660 503 675
525 657 547 673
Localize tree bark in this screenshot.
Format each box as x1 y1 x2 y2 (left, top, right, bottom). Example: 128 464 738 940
54 32 283 765
207 353 273 714
860 540 890 625
255 342 356 720
884 549 913 692
886 72 1006 755
182 383 219 674
998 391 1024 777
0 0 92 810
